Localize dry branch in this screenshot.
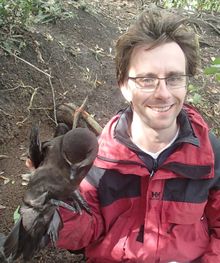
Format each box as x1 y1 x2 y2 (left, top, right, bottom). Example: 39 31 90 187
0 154 9 160
16 87 39 125
57 103 103 135
72 96 88 129
0 45 51 78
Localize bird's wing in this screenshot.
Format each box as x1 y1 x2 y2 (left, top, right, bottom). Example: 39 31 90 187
3 218 22 259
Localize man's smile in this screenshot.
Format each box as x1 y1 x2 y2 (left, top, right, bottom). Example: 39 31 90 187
147 104 174 112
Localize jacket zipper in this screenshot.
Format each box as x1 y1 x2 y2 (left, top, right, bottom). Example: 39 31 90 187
146 158 160 262
150 159 158 178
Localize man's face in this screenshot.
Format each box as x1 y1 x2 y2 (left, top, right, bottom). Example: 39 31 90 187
120 42 187 131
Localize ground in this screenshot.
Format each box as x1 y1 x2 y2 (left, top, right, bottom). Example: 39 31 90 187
0 1 219 262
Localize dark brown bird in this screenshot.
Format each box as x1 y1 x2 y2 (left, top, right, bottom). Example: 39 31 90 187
3 125 98 261
29 123 70 169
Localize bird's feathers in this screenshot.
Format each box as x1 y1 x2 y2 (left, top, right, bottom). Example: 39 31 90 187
3 125 98 261
29 126 42 168
3 219 21 259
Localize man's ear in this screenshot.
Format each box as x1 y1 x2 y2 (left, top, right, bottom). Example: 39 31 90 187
120 83 132 103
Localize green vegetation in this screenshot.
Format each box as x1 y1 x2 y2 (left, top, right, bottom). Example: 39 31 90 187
204 57 220 82
187 57 220 107
187 83 202 106
156 0 220 12
0 0 75 53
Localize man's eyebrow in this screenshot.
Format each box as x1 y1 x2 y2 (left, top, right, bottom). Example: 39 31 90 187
134 71 185 78
135 72 157 78
166 71 186 76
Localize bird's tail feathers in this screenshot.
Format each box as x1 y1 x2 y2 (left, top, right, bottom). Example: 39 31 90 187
3 218 23 260
46 209 63 247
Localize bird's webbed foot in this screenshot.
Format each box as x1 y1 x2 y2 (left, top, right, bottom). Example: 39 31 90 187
71 190 91 215
50 199 78 213
50 191 91 215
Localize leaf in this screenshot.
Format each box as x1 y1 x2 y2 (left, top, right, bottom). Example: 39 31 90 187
213 58 220 65
204 66 220 75
188 84 198 93
216 73 220 82
188 93 202 105
13 206 21 224
192 93 202 105
205 57 220 76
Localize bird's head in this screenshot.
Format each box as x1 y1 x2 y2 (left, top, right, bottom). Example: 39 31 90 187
61 128 98 185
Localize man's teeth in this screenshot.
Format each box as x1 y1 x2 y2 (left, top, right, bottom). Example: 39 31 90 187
150 106 172 112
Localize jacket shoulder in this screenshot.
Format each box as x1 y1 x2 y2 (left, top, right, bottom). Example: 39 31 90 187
209 132 220 165
209 132 220 147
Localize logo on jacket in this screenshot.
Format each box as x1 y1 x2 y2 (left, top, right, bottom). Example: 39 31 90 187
151 191 161 200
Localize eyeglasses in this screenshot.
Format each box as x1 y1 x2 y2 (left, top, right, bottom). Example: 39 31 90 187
128 75 189 93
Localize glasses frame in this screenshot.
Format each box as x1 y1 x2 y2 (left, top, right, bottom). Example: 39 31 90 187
128 74 190 93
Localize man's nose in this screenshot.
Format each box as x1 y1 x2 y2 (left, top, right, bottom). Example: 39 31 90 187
153 79 172 99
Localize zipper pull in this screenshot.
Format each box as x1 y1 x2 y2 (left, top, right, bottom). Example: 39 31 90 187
150 170 155 177
150 159 158 178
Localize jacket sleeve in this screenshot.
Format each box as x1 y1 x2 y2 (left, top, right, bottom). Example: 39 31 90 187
56 177 104 251
201 133 220 263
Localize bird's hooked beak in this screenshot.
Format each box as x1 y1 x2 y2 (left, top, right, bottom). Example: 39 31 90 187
24 191 50 208
62 150 91 182
70 165 78 180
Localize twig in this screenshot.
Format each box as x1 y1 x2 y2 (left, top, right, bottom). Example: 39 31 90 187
0 83 22 92
57 103 103 135
48 75 58 126
0 46 58 125
0 155 9 160
0 81 35 92
206 21 220 35
0 108 13 117
29 88 39 110
44 109 57 125
0 45 51 78
72 96 88 128
30 107 53 110
199 39 217 47
79 109 103 135
66 103 103 135
16 87 39 125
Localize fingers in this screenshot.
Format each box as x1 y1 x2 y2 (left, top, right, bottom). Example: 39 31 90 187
25 158 35 171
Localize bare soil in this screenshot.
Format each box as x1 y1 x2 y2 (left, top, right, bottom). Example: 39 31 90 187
0 1 219 262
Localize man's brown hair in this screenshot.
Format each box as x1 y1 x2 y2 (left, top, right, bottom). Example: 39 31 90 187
115 9 200 86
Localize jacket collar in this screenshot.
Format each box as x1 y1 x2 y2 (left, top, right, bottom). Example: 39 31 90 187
95 104 214 179
114 105 200 153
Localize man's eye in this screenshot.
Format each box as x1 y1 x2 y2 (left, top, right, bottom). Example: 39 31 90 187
140 78 154 84
168 76 182 82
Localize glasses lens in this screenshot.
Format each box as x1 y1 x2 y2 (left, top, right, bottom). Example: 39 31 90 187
167 76 188 88
136 77 156 91
131 75 188 92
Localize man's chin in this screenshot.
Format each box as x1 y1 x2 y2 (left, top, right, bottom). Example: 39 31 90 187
144 117 176 131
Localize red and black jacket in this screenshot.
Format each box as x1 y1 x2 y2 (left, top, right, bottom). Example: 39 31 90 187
57 104 220 263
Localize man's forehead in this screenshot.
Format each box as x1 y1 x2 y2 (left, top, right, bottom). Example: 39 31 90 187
131 41 184 57
129 42 186 74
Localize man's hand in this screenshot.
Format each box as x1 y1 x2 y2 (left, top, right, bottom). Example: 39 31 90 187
25 158 34 171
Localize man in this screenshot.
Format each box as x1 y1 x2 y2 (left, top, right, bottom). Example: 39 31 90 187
34 9 220 263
